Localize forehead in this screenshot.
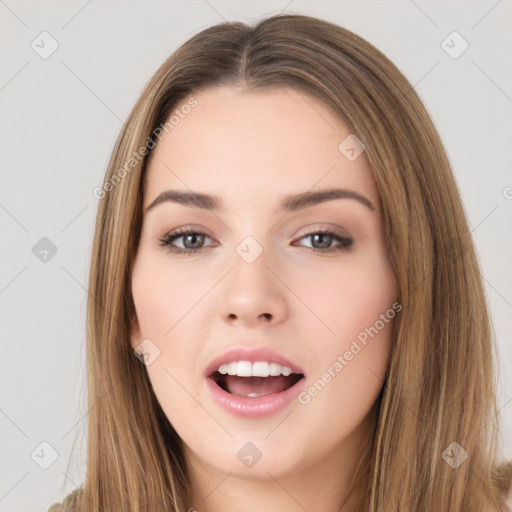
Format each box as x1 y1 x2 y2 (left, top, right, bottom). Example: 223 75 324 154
143 86 379 211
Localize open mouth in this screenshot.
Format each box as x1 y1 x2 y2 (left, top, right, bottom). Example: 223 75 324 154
209 371 305 398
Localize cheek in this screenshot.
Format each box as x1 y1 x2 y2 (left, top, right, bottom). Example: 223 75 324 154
131 258 204 424
298 325 392 450
304 256 396 416
299 253 397 346
297 302 394 446
295 252 396 404
131 251 207 339
130 255 200 400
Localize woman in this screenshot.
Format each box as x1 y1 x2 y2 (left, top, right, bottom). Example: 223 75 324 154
48 13 512 512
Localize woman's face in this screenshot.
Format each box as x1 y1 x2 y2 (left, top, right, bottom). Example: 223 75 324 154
130 85 398 487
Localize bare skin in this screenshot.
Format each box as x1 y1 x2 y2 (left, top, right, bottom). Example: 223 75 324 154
130 85 399 512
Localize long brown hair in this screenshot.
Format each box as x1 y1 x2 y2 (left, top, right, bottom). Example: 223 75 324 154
63 13 511 512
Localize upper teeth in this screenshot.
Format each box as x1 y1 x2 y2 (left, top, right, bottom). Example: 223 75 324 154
217 361 295 377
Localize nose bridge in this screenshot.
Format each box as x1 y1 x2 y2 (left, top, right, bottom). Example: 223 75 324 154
223 204 278 265
230 232 275 291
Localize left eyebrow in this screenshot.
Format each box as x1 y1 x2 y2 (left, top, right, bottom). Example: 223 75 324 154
144 187 376 214
279 188 376 212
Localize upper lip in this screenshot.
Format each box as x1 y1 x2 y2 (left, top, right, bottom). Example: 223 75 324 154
204 347 305 378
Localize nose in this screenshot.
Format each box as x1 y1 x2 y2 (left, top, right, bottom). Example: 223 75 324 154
220 255 288 328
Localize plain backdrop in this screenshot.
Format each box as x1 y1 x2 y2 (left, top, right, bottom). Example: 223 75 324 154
0 1 511 511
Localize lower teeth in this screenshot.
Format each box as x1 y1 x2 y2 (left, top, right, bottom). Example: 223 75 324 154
247 392 266 398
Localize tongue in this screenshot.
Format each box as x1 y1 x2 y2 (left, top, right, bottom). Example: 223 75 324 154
224 375 295 396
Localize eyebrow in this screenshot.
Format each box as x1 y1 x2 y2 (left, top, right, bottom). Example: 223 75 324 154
145 187 376 214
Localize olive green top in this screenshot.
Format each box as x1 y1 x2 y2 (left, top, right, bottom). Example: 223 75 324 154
47 488 81 512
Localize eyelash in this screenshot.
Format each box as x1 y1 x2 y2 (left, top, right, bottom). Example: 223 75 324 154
157 227 353 256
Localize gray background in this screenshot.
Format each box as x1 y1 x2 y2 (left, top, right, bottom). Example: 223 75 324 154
0 1 511 511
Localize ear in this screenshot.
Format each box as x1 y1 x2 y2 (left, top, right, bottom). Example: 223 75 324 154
129 313 142 352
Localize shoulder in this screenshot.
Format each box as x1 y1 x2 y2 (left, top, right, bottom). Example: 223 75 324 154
47 488 81 512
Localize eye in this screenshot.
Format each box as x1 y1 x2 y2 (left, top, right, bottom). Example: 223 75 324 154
295 229 353 253
158 227 353 255
158 228 214 256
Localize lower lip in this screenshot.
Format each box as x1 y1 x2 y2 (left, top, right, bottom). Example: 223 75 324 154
205 375 306 419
